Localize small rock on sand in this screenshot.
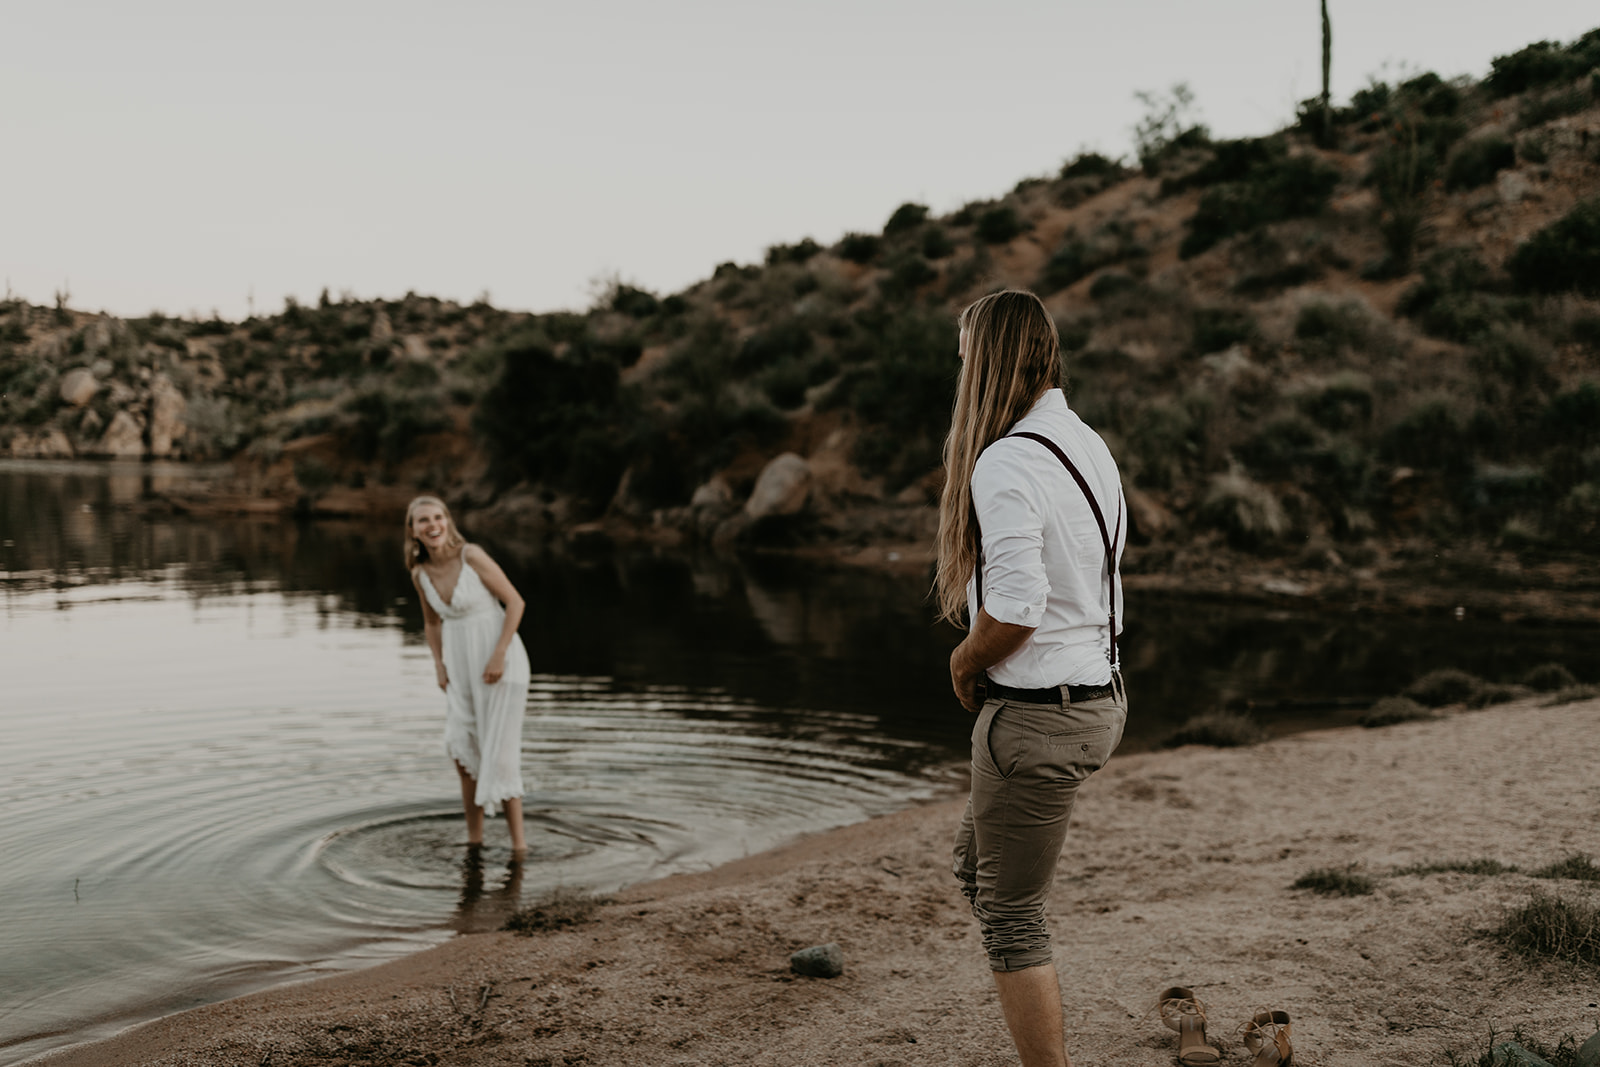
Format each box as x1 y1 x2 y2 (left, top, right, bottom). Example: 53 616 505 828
790 942 844 978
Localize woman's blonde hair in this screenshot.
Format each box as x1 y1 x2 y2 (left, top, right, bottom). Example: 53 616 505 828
934 290 1063 627
404 495 465 570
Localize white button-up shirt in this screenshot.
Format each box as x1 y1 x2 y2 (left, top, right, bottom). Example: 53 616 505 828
965 389 1125 688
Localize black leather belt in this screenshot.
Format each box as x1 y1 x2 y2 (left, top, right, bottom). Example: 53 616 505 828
984 679 1115 706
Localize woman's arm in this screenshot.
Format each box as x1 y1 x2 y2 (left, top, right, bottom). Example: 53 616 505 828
412 568 448 690
463 545 525 684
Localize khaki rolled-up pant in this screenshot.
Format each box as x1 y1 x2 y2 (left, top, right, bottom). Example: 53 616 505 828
952 675 1127 971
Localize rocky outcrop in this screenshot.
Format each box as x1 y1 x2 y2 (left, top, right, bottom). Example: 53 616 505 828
8 429 75 458
97 411 145 457
148 375 187 457
744 453 811 520
58 368 99 407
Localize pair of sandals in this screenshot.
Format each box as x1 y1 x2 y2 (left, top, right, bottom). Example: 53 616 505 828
1158 987 1292 1066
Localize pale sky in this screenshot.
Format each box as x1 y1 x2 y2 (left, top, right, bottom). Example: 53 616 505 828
2 1 1594 320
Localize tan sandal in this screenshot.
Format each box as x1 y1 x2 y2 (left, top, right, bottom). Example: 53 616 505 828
1241 1010 1293 1066
1156 987 1220 1066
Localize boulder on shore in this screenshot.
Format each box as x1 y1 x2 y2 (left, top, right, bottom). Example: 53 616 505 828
59 368 99 407
744 453 811 520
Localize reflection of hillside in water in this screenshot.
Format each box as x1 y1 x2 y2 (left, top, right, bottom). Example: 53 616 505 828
5 460 1597 748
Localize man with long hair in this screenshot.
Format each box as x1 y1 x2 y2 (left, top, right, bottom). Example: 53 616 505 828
937 289 1128 1067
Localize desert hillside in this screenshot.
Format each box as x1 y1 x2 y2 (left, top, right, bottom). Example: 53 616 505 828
3 30 1599 597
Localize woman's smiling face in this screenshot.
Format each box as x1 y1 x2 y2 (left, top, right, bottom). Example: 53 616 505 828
410 503 452 551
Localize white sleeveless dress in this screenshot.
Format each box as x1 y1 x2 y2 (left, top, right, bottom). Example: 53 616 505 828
417 555 531 815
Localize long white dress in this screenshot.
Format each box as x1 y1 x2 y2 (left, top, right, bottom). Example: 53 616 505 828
417 555 531 815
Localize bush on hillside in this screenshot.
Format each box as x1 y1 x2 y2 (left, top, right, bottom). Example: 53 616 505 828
1088 271 1139 301
1485 32 1600 97
975 206 1025 245
828 307 959 488
1200 470 1287 549
766 238 822 266
475 340 626 501
1518 84 1594 129
1541 382 1600 448
1507 199 1600 296
1381 399 1474 475
1161 136 1282 195
1444 136 1516 191
1060 152 1122 179
1190 306 1257 355
1295 300 1383 359
1039 222 1141 295
1179 155 1339 258
1298 374 1374 431
883 202 929 237
879 252 938 302
837 233 881 264
920 225 955 260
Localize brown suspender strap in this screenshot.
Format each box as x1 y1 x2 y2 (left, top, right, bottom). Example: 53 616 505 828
1004 431 1123 670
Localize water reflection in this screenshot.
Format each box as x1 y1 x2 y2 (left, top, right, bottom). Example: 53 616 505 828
453 848 525 934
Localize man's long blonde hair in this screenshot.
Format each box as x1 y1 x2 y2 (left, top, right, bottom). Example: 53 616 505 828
934 290 1063 627
404 495 465 570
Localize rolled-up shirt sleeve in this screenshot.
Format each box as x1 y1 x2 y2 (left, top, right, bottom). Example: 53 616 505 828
972 450 1050 628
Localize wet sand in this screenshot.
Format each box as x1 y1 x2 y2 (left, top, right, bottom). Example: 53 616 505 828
36 694 1600 1067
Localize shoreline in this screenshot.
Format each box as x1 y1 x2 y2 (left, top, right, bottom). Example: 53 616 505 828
33 693 1600 1067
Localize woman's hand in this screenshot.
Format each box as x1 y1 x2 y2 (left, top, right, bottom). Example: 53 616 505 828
435 663 450 691
483 653 506 685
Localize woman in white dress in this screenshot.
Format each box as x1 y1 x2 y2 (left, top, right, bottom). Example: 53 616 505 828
405 495 531 853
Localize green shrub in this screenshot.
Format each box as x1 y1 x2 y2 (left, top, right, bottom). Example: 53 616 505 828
920 226 955 260
475 340 626 501
1444 136 1516 191
1039 221 1142 297
1161 136 1281 194
883 202 929 237
1060 152 1122 179
1393 858 1517 877
1471 325 1555 394
975 206 1025 245
1531 854 1600 882
1486 36 1600 97
1179 155 1339 258
1088 271 1138 300
1522 663 1578 691
1295 300 1382 359
1508 199 1600 296
1539 380 1600 444
1291 867 1377 896
1495 890 1600 969
829 308 960 488
1159 710 1264 748
837 233 881 264
342 386 450 465
1200 470 1287 548
609 285 660 317
293 456 336 492
1240 414 1321 478
1381 399 1473 474
766 239 822 267
879 253 938 302
1518 84 1594 129
1398 71 1463 118
1403 668 1483 707
1299 374 1373 431
1465 682 1528 708
1359 696 1435 727
737 319 813 372
1190 306 1257 355
759 358 809 410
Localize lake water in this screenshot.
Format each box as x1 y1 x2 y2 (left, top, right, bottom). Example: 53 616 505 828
3 460 1596 1065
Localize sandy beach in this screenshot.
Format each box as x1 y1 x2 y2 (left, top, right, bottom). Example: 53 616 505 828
37 694 1600 1067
